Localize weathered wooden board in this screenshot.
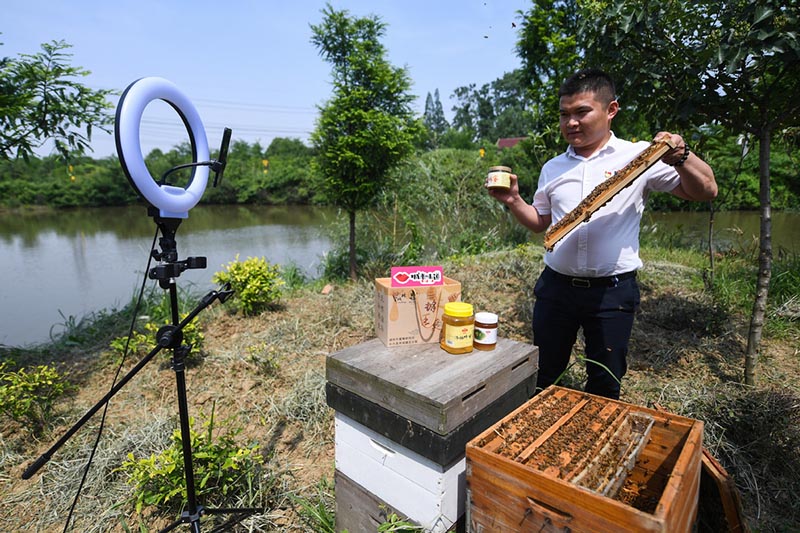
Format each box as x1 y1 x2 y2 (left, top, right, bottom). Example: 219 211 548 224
698 449 749 532
326 337 538 435
466 386 704 533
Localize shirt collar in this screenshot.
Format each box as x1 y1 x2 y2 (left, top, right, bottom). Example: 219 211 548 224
566 132 620 161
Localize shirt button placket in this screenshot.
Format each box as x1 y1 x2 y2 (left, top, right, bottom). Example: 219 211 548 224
578 161 589 271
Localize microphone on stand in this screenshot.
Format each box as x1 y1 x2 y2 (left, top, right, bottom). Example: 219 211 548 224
212 127 232 188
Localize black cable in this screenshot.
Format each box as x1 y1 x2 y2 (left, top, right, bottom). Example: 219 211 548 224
160 160 212 186
61 225 160 532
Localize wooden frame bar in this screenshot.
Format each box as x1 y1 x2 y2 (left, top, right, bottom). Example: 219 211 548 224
543 138 676 252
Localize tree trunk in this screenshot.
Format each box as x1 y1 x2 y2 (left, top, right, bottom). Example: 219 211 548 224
744 129 773 386
705 202 715 290
348 209 357 281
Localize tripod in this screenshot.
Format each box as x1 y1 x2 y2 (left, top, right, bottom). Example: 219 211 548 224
23 211 263 532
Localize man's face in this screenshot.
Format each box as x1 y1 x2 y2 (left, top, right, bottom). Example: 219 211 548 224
559 91 618 157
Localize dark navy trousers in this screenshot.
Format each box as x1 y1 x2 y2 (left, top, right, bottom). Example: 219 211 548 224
532 266 640 400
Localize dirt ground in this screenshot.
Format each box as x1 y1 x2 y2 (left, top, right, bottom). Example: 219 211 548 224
1 248 798 531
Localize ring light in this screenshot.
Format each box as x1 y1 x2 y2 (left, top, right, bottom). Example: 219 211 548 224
115 77 209 219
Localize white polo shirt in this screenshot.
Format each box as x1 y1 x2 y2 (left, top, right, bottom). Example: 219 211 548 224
532 133 680 277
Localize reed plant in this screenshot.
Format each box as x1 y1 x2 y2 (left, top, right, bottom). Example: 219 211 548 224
320 148 529 279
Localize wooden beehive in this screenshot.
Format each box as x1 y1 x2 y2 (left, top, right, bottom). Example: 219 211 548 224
466 386 703 533
326 337 538 466
334 470 412 532
327 337 538 531
334 412 465 532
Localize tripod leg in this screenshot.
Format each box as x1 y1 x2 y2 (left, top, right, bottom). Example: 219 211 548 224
173 346 203 532
22 342 165 479
168 280 202 532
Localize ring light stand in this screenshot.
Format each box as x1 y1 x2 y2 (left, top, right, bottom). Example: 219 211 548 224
116 76 209 219
22 77 256 532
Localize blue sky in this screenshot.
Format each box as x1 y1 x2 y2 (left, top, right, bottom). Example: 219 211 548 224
3 0 529 158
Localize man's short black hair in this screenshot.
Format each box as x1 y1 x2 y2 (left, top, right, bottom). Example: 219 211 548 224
559 69 617 105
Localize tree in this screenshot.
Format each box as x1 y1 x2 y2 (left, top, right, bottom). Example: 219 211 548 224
450 83 480 141
575 0 800 385
310 4 419 280
490 70 537 140
422 89 449 149
0 39 113 160
450 70 537 146
451 83 495 142
266 137 313 158
515 0 651 161
516 0 582 139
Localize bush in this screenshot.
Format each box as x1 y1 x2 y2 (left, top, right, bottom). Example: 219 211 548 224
0 361 73 434
212 255 284 315
109 312 205 363
144 313 205 357
119 407 264 514
109 331 150 358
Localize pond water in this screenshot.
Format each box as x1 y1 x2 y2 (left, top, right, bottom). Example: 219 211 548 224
0 205 334 347
0 205 796 348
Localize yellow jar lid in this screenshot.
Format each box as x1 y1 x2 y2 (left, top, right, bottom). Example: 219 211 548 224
444 302 473 317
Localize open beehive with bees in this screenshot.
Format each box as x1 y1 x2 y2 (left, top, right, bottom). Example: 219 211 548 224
466 386 704 532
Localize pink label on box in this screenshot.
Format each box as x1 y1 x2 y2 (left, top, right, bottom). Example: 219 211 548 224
390 266 443 287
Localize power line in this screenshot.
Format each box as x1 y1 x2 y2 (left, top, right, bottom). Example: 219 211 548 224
192 97 318 114
140 117 311 135
100 88 319 115
92 86 318 155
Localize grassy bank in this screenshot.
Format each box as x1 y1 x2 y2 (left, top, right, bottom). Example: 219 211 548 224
1 244 798 532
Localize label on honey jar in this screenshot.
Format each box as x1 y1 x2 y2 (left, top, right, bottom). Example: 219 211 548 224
443 322 474 349
474 323 497 344
488 166 511 190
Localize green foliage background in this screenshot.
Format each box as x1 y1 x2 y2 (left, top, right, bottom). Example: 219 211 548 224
2 135 798 211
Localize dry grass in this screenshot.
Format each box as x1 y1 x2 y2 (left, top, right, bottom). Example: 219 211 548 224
1 244 798 531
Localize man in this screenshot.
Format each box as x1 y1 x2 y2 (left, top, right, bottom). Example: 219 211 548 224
488 68 717 399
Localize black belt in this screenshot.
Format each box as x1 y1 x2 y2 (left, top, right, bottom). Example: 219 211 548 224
545 266 636 288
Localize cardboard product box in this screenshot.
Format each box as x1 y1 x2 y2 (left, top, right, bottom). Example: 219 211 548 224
374 276 461 347
466 386 704 533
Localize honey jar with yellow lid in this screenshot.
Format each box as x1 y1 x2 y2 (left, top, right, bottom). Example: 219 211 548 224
440 302 474 354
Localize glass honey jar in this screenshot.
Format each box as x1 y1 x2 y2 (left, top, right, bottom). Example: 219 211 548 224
473 311 498 351
487 166 512 190
440 302 474 354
